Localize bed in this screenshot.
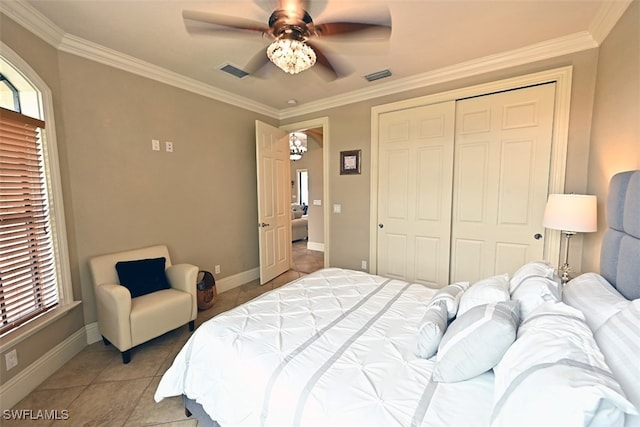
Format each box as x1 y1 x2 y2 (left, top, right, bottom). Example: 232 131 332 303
155 170 640 426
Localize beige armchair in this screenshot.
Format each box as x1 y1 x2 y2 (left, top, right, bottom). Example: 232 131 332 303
88 245 198 363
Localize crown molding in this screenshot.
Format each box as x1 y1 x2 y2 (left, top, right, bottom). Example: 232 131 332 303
0 0 64 47
589 0 633 44
278 31 597 119
58 34 279 118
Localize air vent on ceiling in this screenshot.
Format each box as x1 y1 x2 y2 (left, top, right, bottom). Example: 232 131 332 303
364 69 392 82
220 64 249 79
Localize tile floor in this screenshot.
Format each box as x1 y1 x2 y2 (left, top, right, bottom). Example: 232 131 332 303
6 241 323 427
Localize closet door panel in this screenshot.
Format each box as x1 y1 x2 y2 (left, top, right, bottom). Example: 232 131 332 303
451 83 556 283
377 101 456 285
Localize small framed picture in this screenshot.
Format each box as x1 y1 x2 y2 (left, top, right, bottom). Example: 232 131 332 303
340 150 361 175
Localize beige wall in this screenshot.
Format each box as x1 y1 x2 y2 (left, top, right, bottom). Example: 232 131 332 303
583 1 640 272
56 52 275 325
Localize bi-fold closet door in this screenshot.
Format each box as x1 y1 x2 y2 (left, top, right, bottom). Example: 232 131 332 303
377 83 556 286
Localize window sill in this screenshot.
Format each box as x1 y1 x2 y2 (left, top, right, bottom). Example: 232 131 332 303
0 301 82 353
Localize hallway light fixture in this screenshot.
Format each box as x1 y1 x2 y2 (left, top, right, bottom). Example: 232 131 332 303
289 132 308 161
542 194 597 283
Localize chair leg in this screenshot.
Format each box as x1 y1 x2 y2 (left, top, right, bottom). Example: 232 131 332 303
188 320 195 332
121 350 131 364
102 336 111 346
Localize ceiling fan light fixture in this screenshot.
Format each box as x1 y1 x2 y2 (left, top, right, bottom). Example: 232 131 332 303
267 38 316 75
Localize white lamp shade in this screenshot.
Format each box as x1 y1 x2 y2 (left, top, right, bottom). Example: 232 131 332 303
542 194 597 232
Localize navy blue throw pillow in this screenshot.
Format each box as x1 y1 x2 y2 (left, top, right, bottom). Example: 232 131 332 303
115 257 170 298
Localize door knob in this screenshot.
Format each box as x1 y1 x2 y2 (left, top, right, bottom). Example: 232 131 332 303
534 233 543 240
259 222 270 228
378 223 384 229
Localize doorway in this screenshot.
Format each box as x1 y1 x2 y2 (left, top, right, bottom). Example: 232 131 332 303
282 118 329 267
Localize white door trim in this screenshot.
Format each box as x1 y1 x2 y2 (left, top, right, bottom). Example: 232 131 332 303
281 117 330 268
370 66 573 274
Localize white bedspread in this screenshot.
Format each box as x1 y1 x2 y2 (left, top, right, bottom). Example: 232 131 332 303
155 268 494 426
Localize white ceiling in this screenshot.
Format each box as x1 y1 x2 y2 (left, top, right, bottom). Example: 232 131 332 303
8 1 629 116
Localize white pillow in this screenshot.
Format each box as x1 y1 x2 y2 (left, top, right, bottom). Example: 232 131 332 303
429 281 469 320
432 301 519 383
563 272 629 332
509 260 555 294
458 274 510 316
492 301 637 426
510 275 562 320
416 299 448 359
594 301 640 426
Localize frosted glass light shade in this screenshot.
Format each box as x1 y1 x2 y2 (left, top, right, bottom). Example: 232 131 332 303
267 39 316 75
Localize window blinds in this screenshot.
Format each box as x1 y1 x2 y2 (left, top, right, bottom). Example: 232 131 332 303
0 107 58 335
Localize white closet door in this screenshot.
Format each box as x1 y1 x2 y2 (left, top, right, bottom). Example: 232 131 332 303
377 101 456 285
451 83 556 283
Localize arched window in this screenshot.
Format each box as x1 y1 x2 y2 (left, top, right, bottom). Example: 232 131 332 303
0 44 75 339
0 73 21 112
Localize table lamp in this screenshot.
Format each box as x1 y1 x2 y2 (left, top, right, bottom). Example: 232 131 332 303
542 194 597 283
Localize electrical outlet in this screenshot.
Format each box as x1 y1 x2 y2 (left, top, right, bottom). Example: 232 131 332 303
214 265 221 275
361 260 367 270
165 141 174 152
5 349 18 371
151 139 160 151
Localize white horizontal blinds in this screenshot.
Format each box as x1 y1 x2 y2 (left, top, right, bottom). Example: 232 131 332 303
0 107 57 335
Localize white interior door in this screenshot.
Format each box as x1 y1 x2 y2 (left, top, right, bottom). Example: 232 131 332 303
377 101 456 285
256 120 291 284
450 83 556 282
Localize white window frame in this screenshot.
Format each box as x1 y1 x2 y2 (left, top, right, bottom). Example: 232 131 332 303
0 43 77 350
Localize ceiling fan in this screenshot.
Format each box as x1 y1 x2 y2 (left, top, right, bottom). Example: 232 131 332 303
182 0 391 79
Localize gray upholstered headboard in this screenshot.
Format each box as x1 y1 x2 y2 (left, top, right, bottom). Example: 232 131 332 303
600 170 640 300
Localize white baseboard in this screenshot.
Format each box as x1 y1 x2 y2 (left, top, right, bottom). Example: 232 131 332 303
215 267 259 293
0 327 87 411
85 322 102 345
307 241 324 252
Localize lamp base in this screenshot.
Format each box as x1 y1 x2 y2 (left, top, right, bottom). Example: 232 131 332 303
559 231 576 284
559 262 572 284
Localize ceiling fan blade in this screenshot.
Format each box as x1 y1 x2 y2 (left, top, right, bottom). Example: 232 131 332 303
243 48 272 77
252 0 280 14
312 22 391 40
183 10 270 34
307 41 352 80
